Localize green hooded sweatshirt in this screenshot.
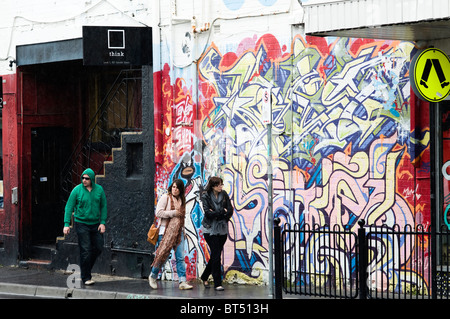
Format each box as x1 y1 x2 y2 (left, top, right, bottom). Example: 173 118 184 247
64 168 107 227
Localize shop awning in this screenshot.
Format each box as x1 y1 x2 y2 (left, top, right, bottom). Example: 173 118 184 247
302 0 450 41
16 38 83 67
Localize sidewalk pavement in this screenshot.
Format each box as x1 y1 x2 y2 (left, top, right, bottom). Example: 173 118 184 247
0 265 289 299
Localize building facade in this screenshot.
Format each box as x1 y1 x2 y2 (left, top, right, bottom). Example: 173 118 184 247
154 0 432 285
0 0 155 277
0 0 444 288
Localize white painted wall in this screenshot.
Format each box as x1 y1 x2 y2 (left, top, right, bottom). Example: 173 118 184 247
0 0 152 74
154 0 303 72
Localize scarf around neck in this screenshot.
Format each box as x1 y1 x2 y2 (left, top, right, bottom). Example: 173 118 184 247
152 194 185 269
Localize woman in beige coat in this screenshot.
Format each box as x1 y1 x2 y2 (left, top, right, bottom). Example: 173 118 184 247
148 179 193 290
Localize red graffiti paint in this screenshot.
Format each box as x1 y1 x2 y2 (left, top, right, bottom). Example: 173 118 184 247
185 250 197 281
220 52 238 70
349 38 375 56
305 36 330 57
255 34 283 61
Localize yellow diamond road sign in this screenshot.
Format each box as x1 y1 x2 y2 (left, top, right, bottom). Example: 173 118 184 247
410 48 450 102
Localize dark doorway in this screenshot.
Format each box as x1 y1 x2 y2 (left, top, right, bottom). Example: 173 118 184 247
31 127 72 245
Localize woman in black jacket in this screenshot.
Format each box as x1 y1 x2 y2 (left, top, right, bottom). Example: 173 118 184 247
200 176 233 291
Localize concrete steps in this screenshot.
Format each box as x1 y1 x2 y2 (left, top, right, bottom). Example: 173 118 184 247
19 245 56 270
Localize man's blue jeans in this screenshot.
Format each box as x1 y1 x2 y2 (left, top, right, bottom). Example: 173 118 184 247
150 234 186 282
75 222 104 283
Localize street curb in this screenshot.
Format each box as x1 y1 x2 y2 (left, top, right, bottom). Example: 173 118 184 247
0 282 177 299
0 283 67 298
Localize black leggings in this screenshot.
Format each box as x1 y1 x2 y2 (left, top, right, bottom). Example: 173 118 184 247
201 234 227 287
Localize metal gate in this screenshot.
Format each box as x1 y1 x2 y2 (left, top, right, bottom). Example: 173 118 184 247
275 219 450 299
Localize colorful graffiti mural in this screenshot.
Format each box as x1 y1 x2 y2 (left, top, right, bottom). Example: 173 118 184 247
154 33 430 286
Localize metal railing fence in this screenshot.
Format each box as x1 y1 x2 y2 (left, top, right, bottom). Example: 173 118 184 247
274 219 450 299
365 223 431 299
280 221 358 299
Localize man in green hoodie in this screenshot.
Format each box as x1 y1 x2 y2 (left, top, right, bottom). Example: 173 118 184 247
63 168 107 285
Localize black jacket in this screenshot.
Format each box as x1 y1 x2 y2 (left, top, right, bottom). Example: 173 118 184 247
201 190 233 222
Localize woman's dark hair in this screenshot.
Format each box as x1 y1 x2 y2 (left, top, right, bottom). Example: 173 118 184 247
168 179 186 206
205 176 223 193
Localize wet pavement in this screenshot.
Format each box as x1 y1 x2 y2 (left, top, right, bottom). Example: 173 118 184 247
0 265 282 299
0 264 435 319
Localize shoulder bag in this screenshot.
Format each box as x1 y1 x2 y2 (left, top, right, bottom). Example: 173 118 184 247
147 194 169 245
147 219 159 245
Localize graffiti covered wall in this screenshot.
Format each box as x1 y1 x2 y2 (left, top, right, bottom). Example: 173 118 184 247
153 2 430 285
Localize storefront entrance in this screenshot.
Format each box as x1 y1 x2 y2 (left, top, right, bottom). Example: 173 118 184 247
31 127 72 245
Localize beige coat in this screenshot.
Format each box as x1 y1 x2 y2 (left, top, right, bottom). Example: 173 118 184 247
155 193 182 234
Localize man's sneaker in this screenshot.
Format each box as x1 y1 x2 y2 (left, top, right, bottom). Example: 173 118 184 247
84 280 95 286
179 281 193 290
149 276 158 289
